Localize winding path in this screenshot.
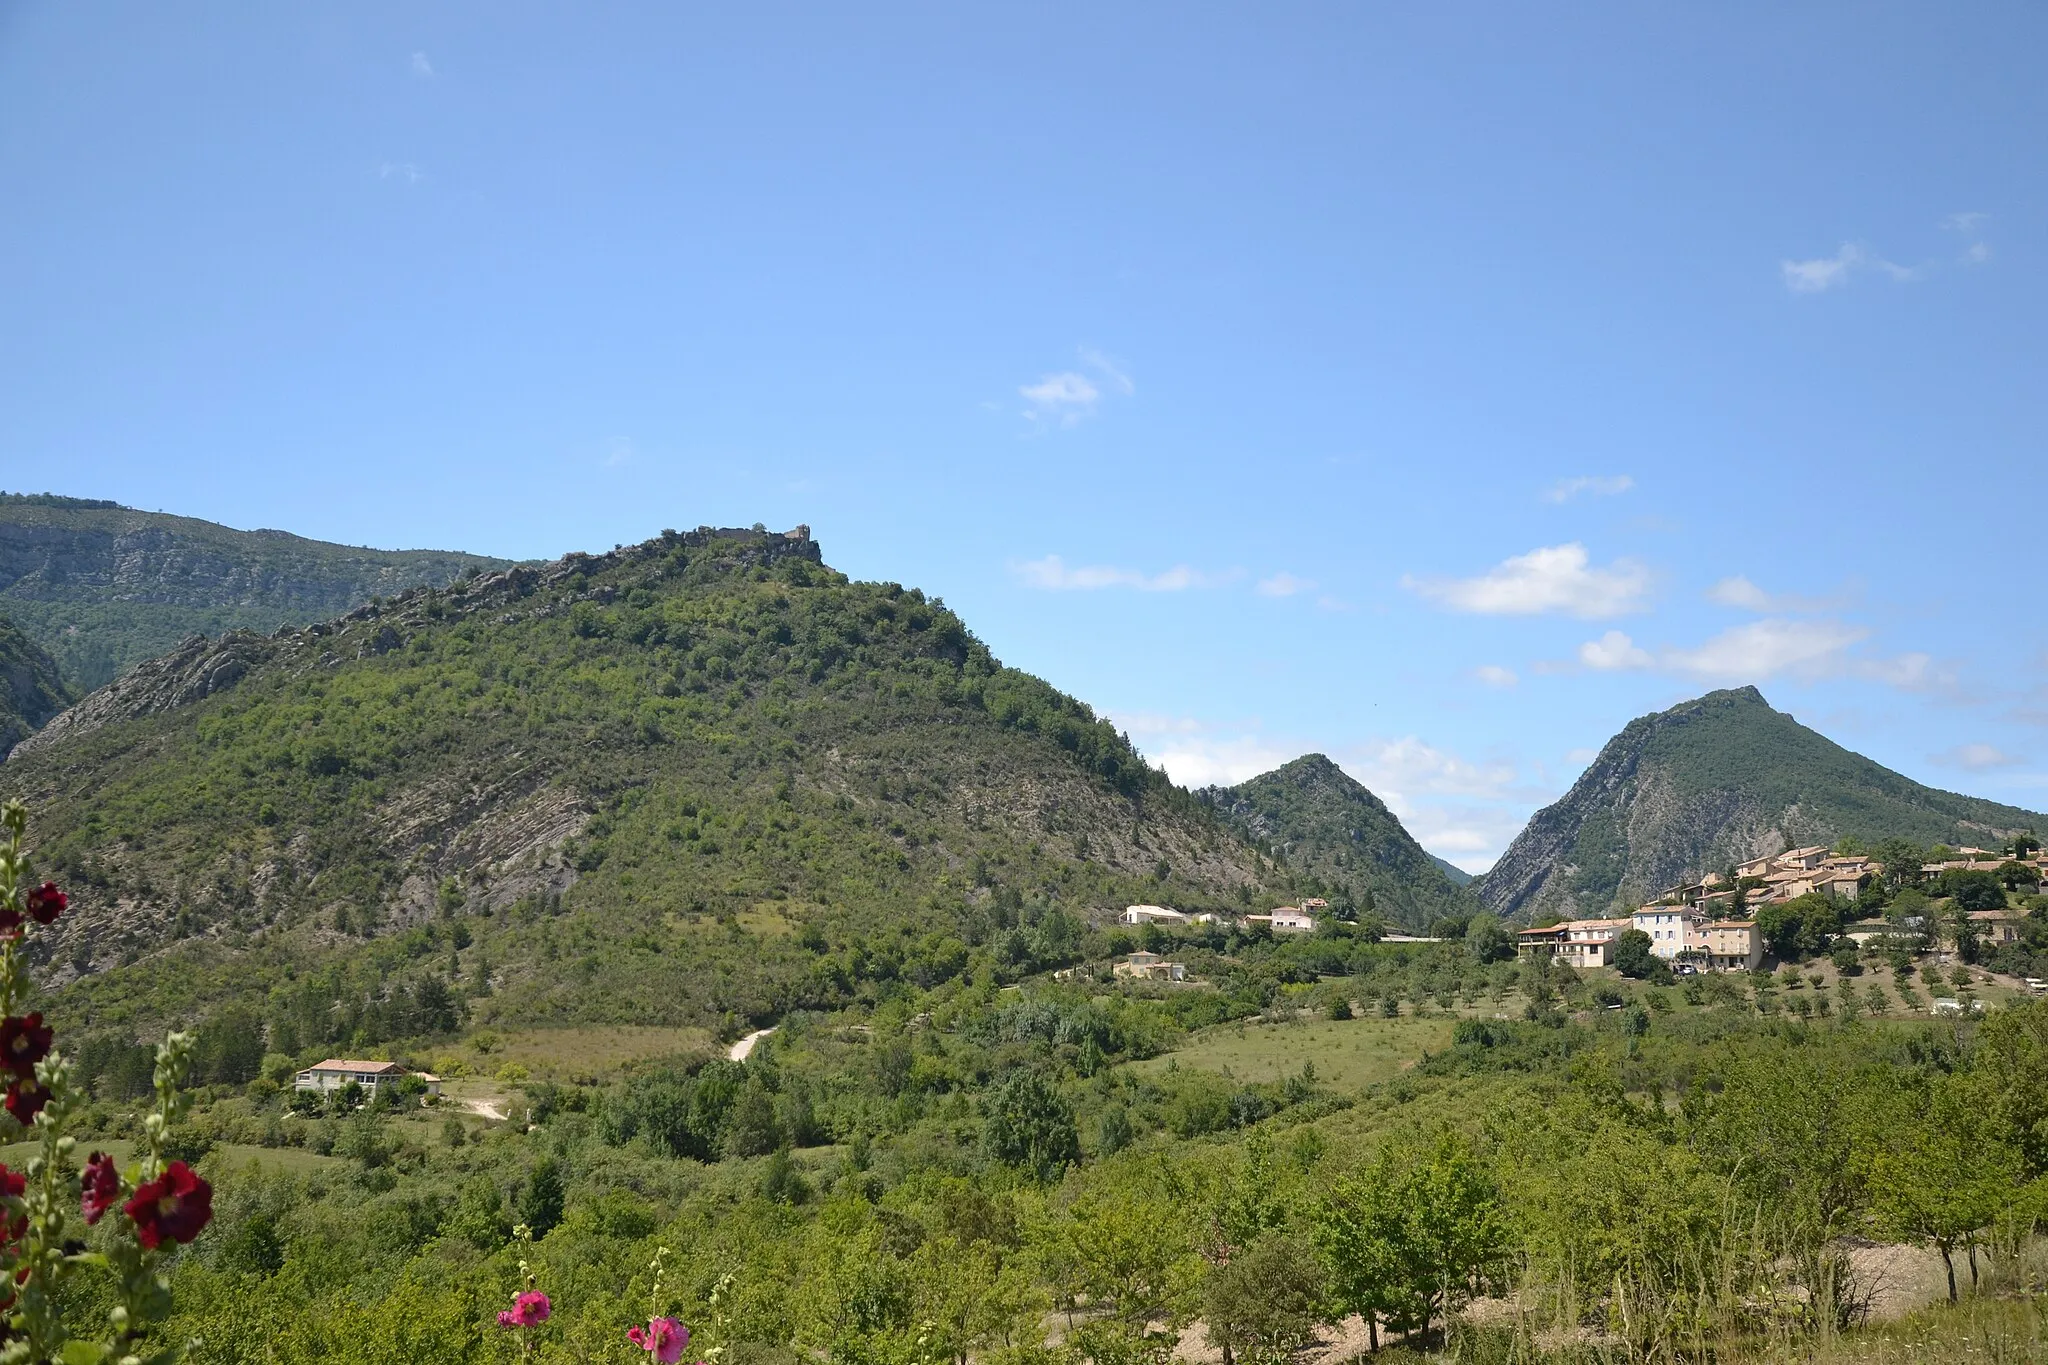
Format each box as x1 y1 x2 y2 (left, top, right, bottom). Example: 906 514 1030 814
728 1026 776 1061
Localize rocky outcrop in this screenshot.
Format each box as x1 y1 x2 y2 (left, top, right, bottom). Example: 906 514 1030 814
0 614 69 760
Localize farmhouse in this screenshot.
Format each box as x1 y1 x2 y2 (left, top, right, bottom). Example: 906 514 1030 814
293 1059 441 1097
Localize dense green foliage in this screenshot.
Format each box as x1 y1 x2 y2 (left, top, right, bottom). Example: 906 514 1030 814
6 528 1295 1045
0 610 69 759
0 492 517 690
1200 755 1478 932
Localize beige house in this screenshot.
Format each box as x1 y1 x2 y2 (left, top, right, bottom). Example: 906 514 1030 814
1697 921 1762 971
1120 905 1187 926
1968 909 2026 946
1113 951 1187 982
1516 917 1632 967
293 1059 434 1096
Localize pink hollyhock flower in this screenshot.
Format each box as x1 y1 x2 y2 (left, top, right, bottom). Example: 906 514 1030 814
627 1317 689 1363
81 1151 121 1225
497 1291 551 1328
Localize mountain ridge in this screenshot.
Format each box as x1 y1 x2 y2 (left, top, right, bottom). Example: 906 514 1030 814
1478 685 2045 921
0 492 520 691
1198 753 1479 930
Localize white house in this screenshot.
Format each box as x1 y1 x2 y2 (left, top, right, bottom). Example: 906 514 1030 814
1267 906 1316 933
1121 905 1188 926
294 1059 441 1098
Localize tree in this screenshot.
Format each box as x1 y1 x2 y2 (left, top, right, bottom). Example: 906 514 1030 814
1313 1136 1508 1347
1611 929 1655 979
519 1156 565 1239
1203 1233 1326 1365
1464 914 1512 963
1870 1076 2017 1302
1940 869 2007 912
981 1069 1079 1179
1997 860 2041 892
2008 832 2041 860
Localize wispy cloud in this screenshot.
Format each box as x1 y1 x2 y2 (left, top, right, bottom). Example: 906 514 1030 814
1256 572 1315 598
1781 242 1918 293
1931 742 2019 772
1944 212 1992 266
1473 664 1519 689
1020 347 1134 427
1705 575 1843 613
1544 475 1634 504
410 51 434 77
377 161 426 185
1013 555 1226 592
1565 618 1950 693
1404 543 1651 619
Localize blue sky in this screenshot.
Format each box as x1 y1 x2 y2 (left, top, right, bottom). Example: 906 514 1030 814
5 4 2045 869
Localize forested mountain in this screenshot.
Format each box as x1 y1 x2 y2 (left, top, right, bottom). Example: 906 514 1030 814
4 524 1289 1036
0 612 70 760
1198 753 1479 930
1480 685 2046 921
0 493 518 691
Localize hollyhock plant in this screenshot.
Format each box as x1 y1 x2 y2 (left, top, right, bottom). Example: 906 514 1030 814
81 1151 121 1225
0 1012 53 1077
0 798 210 1361
628 1315 689 1363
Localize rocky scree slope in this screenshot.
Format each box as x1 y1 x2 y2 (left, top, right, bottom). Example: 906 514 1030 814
3 525 1287 1034
0 614 70 760
0 492 517 691
1199 753 1479 931
1479 686 2046 922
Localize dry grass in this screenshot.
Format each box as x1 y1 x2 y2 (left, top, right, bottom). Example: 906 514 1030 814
435 1023 712 1083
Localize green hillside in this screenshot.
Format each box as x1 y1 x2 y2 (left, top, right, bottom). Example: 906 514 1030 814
1199 753 1480 930
0 612 70 759
3 525 1287 1040
0 492 518 691
1480 686 2046 920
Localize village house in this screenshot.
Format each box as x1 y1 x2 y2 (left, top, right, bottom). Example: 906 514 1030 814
1696 920 1763 972
1632 905 1693 960
1968 908 2027 946
1266 905 1316 933
1515 917 1632 967
1120 904 1187 926
293 1059 441 1098
1112 951 1187 982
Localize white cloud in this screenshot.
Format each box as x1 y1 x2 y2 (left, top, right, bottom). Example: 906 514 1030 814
1019 372 1101 426
1944 211 1989 234
1963 241 1992 265
1404 543 1651 619
1543 475 1634 504
1020 348 1134 427
1781 242 1918 293
1256 572 1315 598
1705 575 1840 613
1013 554 1221 592
378 161 426 184
1663 618 1870 680
1578 630 1654 671
1342 737 1520 802
1474 664 1519 689
1932 743 2019 772
411 51 434 77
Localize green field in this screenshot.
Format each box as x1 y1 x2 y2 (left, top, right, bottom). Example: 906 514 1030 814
0 1138 339 1177
1126 1013 1457 1090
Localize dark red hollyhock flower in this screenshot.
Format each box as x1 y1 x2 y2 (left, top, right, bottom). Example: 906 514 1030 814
124 1161 212 1249
0 905 19 934
0 1015 52 1079
24 883 65 926
0 1164 23 1199
4 1079 49 1126
81 1152 121 1226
